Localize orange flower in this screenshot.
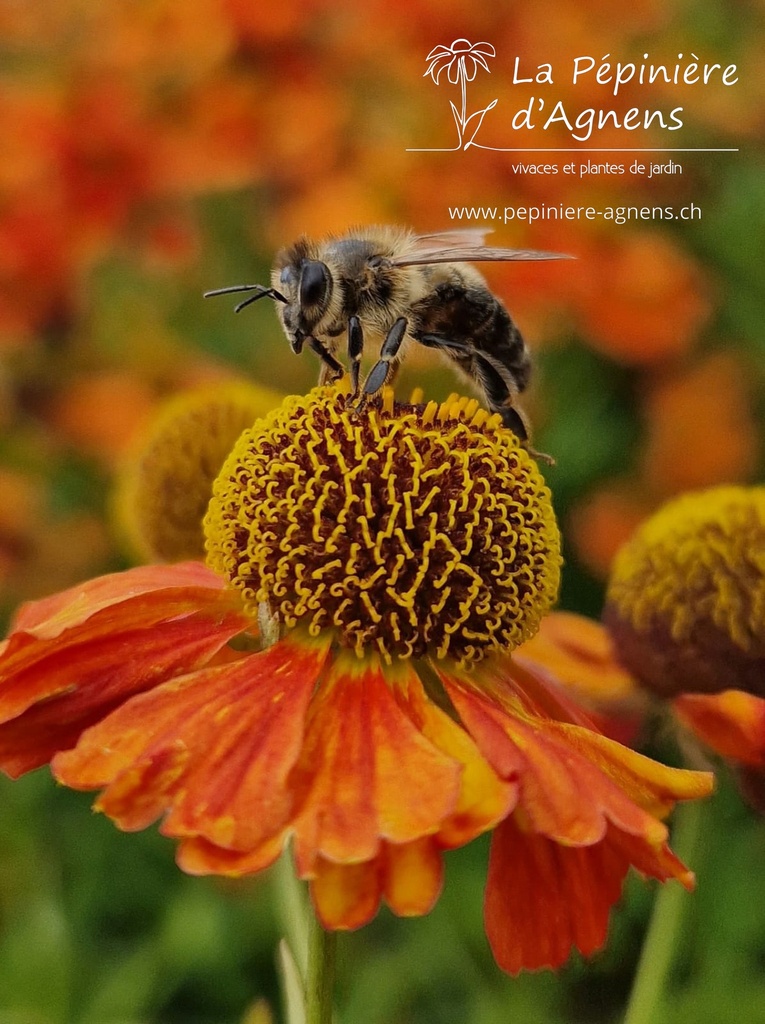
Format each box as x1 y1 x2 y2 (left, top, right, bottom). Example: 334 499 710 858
603 485 765 809
56 75 157 245
641 352 759 495
514 487 765 816
0 387 712 974
572 233 712 365
605 486 765 700
565 350 759 583
0 192 73 346
49 371 156 465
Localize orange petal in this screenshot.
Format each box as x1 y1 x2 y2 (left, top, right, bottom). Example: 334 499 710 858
307 837 446 930
53 633 330 850
605 823 695 890
514 612 639 704
176 833 286 878
507 652 643 747
11 561 226 637
552 724 714 818
0 601 247 777
398 668 516 848
447 679 609 845
184 835 445 924
0 563 246 721
291 653 462 875
442 672 712 847
383 837 444 917
485 814 631 974
311 856 383 931
439 649 602 732
673 691 765 767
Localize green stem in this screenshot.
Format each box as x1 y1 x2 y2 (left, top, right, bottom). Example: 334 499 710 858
622 798 705 1024
306 914 337 1024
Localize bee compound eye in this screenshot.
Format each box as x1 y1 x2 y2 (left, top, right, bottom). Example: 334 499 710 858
299 261 331 309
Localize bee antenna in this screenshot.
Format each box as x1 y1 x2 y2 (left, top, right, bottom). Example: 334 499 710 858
234 293 268 313
203 284 288 310
204 284 261 297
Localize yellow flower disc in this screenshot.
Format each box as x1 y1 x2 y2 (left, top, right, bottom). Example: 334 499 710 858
605 486 765 697
205 385 561 664
115 381 282 563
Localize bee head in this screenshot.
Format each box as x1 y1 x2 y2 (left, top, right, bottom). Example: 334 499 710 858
275 257 334 347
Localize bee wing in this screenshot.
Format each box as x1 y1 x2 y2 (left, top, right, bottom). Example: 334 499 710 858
412 227 493 248
391 244 572 267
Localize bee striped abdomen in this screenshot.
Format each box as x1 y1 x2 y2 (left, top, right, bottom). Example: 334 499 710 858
410 281 531 393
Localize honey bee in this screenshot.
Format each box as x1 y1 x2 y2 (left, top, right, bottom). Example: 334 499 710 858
205 226 568 444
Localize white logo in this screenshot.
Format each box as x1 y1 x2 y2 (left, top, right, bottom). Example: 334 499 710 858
414 39 498 151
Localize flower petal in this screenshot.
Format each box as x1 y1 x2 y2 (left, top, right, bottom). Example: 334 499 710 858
470 42 496 57
514 612 639 704
444 677 609 844
311 856 383 930
11 562 225 638
0 593 247 776
425 44 454 61
53 633 330 851
383 837 444 917
552 723 714 818
0 562 245 719
513 615 644 744
673 690 765 766
481 651 600 728
440 669 712 846
462 59 479 82
423 54 453 83
308 836 446 930
176 834 286 878
605 821 695 889
291 653 462 875
400 667 516 846
485 815 631 974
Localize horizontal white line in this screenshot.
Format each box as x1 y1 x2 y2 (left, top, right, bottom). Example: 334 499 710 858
407 147 739 153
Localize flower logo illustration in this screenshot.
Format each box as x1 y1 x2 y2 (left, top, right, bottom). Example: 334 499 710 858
423 39 498 149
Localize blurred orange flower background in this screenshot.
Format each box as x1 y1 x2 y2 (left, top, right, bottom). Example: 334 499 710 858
0 2 762 1021
0 0 761 617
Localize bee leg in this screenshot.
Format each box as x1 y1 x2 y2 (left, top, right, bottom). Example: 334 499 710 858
308 336 345 384
418 331 521 425
417 333 549 459
356 317 407 409
348 316 364 399
468 351 554 462
471 353 528 440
